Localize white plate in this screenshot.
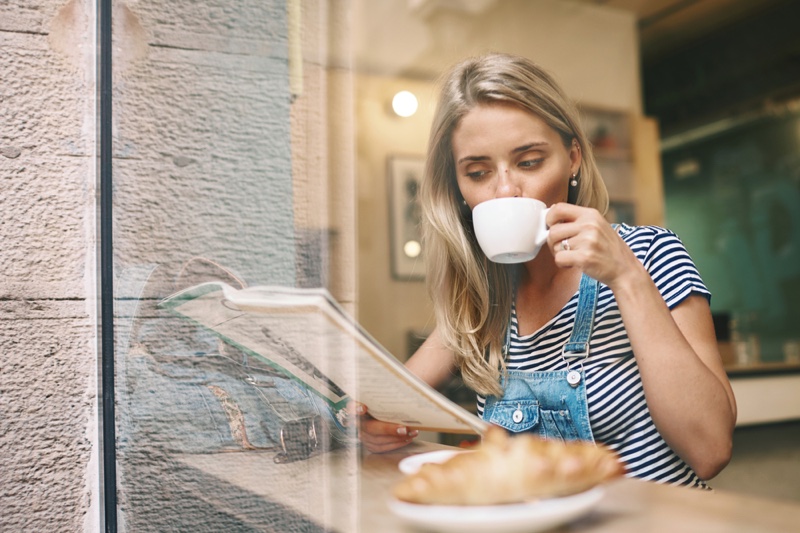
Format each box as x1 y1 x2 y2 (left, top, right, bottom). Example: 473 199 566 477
392 450 606 533
397 449 470 475
388 487 605 533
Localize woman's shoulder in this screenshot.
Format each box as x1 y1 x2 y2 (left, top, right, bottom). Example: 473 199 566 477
615 223 678 240
614 223 689 259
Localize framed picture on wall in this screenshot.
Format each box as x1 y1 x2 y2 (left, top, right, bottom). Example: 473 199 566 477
388 156 426 280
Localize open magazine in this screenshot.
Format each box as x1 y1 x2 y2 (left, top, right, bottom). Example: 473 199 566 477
160 282 488 434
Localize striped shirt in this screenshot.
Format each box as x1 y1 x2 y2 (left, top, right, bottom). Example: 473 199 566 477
477 224 712 488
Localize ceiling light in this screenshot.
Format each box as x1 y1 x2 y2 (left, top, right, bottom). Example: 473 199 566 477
392 91 418 117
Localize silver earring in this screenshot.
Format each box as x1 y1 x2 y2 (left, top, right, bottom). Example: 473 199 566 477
462 199 468 206
570 173 578 187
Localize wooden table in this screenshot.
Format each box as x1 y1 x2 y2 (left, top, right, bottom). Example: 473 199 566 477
178 440 800 532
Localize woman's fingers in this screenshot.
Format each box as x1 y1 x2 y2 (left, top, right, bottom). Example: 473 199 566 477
358 415 419 453
544 203 634 284
547 207 604 257
545 201 582 227
361 417 420 439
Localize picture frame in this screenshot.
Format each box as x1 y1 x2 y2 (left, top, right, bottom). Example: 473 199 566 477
388 156 426 280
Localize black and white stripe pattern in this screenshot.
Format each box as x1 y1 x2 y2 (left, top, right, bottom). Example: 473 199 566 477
477 224 712 488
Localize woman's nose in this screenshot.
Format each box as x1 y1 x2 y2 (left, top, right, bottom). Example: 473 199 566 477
495 166 521 198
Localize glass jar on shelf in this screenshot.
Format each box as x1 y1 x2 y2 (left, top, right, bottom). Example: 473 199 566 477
783 339 800 364
730 312 760 366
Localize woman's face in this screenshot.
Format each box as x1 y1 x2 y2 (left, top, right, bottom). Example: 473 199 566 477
451 102 581 209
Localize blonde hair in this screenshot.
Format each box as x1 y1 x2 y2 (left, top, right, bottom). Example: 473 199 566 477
420 53 609 396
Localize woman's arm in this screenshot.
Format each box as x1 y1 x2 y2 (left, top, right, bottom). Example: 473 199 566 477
548 204 736 479
357 327 458 453
611 275 735 479
405 327 459 389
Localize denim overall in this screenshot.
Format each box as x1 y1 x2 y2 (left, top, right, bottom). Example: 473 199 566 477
482 273 599 443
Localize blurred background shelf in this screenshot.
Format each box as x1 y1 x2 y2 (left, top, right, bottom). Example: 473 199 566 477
725 361 800 377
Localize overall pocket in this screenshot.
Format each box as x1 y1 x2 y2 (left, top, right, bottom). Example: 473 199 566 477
484 371 593 442
486 399 540 433
539 408 581 442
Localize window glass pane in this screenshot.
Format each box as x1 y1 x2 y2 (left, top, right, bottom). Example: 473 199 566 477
113 1 358 530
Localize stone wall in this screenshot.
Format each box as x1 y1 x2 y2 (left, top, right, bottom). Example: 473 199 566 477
1 1 97 531
0 0 354 530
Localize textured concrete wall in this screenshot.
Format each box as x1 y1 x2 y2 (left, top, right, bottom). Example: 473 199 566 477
0 1 97 531
111 1 359 530
112 0 295 293
1 0 357 530
109 0 309 530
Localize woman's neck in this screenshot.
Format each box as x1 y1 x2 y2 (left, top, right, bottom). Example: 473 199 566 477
515 252 582 335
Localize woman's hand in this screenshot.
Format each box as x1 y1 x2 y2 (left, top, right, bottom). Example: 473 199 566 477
349 402 419 453
545 202 642 290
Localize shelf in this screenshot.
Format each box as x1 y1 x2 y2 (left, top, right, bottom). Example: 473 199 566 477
725 361 800 378
579 107 649 225
729 372 800 426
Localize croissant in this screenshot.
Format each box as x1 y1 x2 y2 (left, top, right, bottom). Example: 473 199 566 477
393 426 625 505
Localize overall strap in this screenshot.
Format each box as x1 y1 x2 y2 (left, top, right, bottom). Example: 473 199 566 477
562 273 599 358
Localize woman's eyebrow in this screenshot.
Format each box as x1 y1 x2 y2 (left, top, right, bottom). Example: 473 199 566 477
512 142 549 154
456 142 550 165
456 155 490 165
456 141 549 165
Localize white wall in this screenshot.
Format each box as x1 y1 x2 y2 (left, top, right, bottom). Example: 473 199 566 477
355 0 641 112
357 75 438 359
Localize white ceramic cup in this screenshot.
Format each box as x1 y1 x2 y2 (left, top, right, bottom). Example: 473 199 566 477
472 197 550 263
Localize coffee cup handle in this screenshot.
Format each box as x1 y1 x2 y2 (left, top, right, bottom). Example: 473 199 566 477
537 207 551 246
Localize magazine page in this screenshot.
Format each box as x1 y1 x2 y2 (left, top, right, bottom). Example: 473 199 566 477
161 282 487 434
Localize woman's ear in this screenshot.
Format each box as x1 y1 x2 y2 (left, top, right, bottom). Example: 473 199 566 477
569 138 582 176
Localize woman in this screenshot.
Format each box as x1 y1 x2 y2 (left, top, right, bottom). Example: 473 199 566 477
358 53 736 487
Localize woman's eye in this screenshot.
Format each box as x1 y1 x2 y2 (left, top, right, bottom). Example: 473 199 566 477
466 170 488 180
519 158 544 168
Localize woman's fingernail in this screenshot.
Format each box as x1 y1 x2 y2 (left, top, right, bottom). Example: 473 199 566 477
409 430 419 437
356 404 366 415
397 427 408 436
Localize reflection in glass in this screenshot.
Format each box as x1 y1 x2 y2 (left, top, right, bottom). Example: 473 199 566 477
112 1 358 530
